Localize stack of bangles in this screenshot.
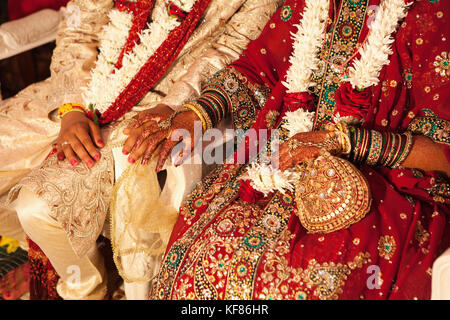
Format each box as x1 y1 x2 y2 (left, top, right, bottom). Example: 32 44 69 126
334 123 414 169
183 88 230 132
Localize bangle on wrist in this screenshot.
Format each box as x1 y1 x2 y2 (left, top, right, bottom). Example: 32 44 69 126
184 101 212 132
58 103 86 119
348 126 414 169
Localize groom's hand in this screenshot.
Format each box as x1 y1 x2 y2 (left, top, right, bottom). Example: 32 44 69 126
57 112 104 168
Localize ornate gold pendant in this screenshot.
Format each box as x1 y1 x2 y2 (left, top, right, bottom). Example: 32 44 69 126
295 151 372 234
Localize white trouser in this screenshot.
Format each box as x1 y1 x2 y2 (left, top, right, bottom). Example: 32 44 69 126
13 187 107 300
12 187 154 300
0 199 27 249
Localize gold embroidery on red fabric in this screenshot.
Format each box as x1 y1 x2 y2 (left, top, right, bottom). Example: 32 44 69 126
414 221 430 246
312 0 370 129
258 230 371 300
378 235 396 260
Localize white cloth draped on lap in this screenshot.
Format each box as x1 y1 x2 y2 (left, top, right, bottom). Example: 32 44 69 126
109 120 202 283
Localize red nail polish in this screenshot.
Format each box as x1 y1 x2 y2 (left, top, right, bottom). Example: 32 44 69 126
94 154 100 161
71 160 78 166
129 158 135 163
87 160 94 167
122 150 129 155
52 147 57 153
97 140 104 147
58 153 65 161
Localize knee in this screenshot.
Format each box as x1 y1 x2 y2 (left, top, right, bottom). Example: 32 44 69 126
14 187 50 234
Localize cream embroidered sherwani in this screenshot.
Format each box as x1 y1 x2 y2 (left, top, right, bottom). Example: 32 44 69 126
0 0 281 299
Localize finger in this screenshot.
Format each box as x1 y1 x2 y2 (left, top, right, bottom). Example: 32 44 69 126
278 148 294 171
174 135 195 167
76 128 101 162
59 140 79 167
292 130 330 144
55 144 65 161
133 122 160 150
155 133 182 172
69 136 95 168
279 146 320 171
277 142 300 171
122 122 159 155
53 144 65 161
126 136 150 164
88 121 104 148
57 151 66 161
276 143 290 169
134 114 161 129
141 130 168 166
122 127 143 155
129 130 166 164
279 156 293 172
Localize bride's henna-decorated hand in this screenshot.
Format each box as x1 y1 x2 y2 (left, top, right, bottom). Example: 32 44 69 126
277 130 342 171
123 104 201 170
122 104 174 160
153 109 202 172
134 104 175 129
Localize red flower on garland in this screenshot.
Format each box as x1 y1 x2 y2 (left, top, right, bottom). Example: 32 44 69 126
283 92 316 113
167 2 188 21
86 106 102 125
334 82 373 121
115 0 137 13
238 180 264 204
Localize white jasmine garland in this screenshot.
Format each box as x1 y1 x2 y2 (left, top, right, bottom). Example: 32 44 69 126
242 163 299 196
282 0 330 93
347 0 410 89
246 0 410 196
83 0 196 113
282 108 315 138
244 109 314 196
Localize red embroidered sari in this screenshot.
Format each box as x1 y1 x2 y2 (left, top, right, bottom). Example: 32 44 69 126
153 0 450 300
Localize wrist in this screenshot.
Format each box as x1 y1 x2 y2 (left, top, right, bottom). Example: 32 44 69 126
61 109 88 124
153 103 175 115
58 103 86 119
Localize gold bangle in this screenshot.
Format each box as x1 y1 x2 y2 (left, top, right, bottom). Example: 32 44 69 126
334 122 352 155
193 101 213 130
184 103 207 132
392 132 414 169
